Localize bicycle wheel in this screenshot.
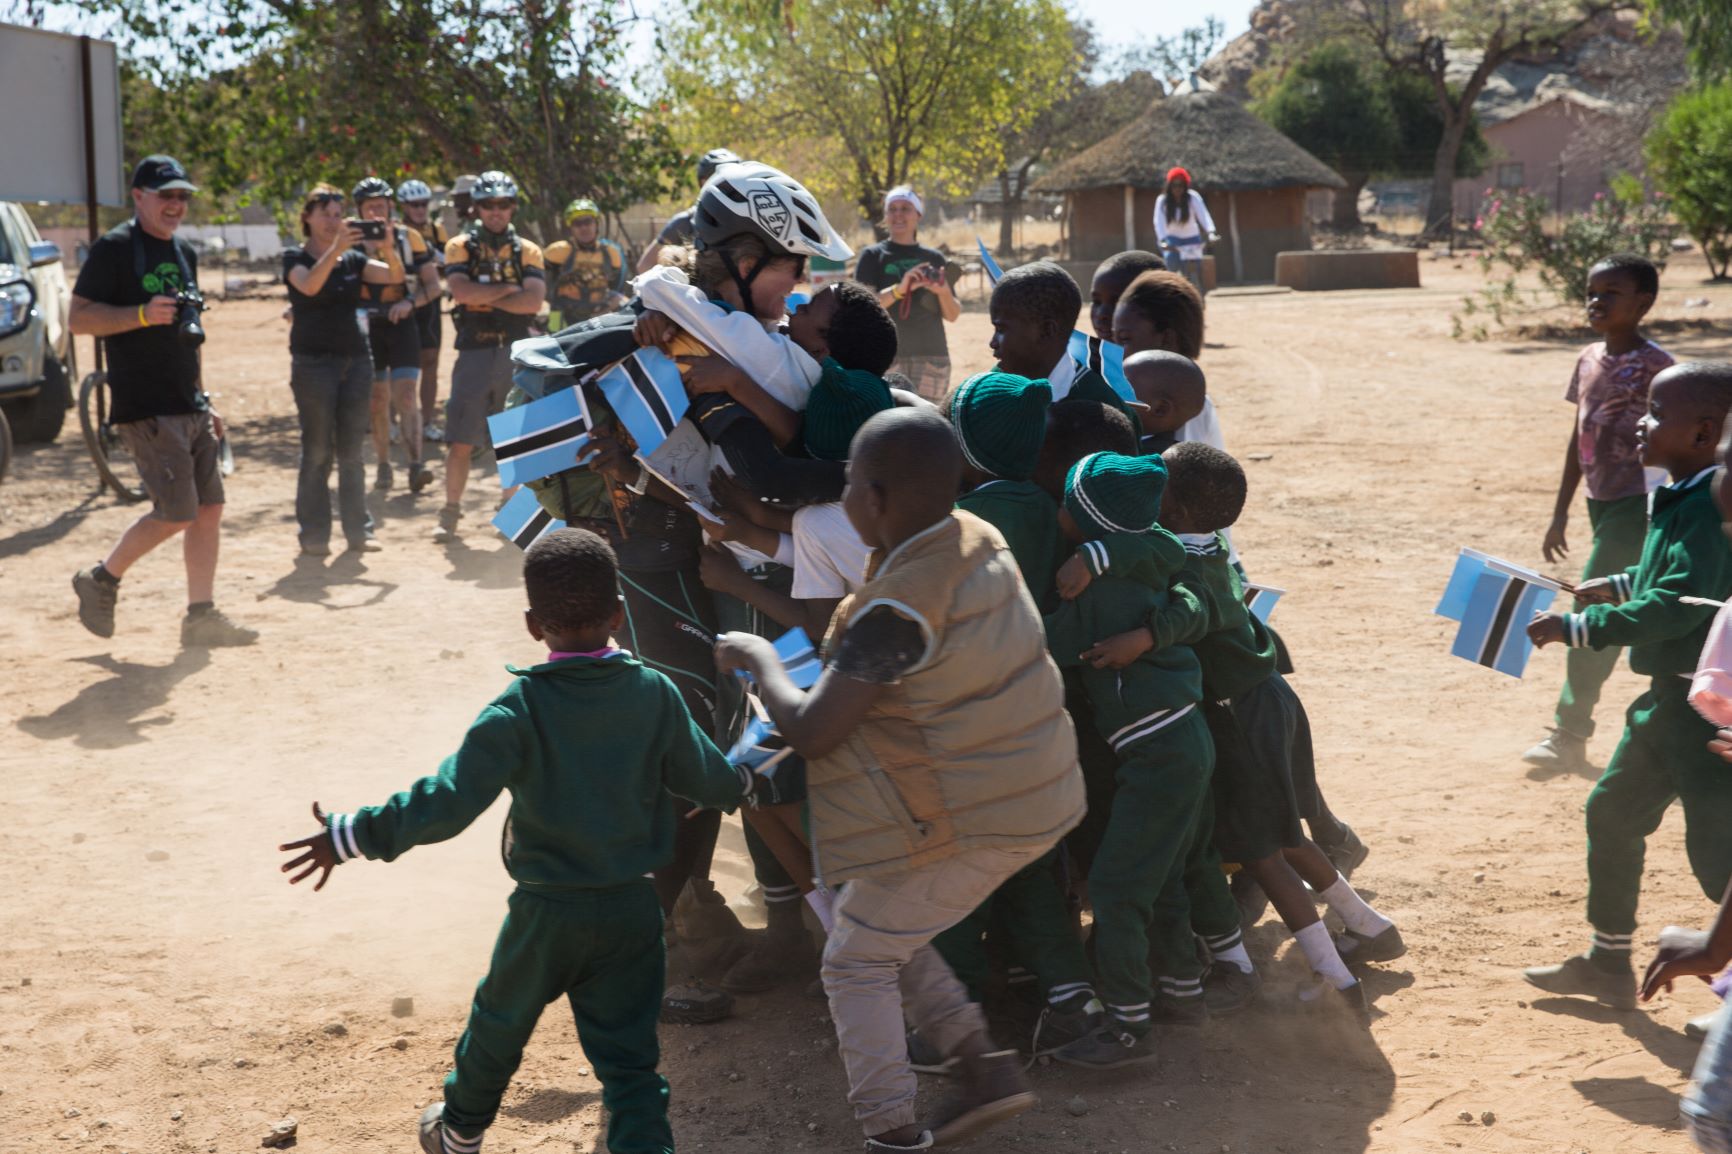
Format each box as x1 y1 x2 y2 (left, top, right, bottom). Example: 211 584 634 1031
77 371 148 502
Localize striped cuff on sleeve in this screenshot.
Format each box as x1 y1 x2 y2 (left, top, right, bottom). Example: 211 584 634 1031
1080 540 1111 578
327 812 363 864
1609 573 1633 603
1564 613 1590 648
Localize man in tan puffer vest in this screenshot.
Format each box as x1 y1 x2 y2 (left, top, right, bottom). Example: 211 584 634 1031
717 408 1083 1154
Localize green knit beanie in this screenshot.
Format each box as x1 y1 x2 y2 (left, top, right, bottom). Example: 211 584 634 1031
948 371 1053 481
802 357 894 462
1063 451 1168 538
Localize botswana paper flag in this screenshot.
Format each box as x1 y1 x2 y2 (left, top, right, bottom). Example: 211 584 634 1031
491 487 565 550
1435 547 1495 621
1242 584 1284 623
487 385 592 488
977 238 1004 285
735 627 823 691
1449 563 1559 679
597 348 688 456
1068 330 1137 403
726 703 796 774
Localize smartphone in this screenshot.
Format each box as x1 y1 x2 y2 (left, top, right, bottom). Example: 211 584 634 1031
352 219 387 241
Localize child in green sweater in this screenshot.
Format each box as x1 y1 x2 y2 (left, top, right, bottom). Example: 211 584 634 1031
1525 362 1732 1009
279 529 754 1154
1041 451 1217 1067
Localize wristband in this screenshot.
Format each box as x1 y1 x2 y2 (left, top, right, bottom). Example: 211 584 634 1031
891 285 905 302
138 304 150 328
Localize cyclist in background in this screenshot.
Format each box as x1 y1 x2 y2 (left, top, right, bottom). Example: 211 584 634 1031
544 198 627 332
398 178 449 444
634 148 739 274
353 177 435 493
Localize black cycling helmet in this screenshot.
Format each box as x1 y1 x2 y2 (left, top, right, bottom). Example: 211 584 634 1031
472 170 519 202
351 176 395 203
697 148 742 186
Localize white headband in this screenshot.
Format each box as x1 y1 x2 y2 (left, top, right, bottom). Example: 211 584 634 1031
884 187 924 216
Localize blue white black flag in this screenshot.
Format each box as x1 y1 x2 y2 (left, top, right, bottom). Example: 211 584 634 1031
1449 563 1559 679
1068 330 1137 403
491 487 566 550
1242 584 1284 623
726 704 795 774
487 385 592 488
597 348 688 456
1435 547 1495 621
734 627 823 691
977 238 1004 285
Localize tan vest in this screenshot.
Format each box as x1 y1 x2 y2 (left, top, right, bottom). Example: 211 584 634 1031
811 511 1083 884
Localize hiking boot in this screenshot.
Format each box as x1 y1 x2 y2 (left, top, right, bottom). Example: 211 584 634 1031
907 1028 958 1074
433 503 462 542
1202 964 1261 1017
1231 869 1269 928
660 980 734 1025
929 1047 1037 1145
1152 992 1208 1028
721 898 817 993
1030 1002 1102 1055
1522 953 1636 1010
347 535 384 554
72 566 118 638
375 461 393 491
1522 730 1589 777
673 878 752 981
1322 823 1369 879
1342 924 1407 967
1054 1024 1157 1070
865 1131 933 1152
181 608 259 648
418 1103 481 1154
409 460 434 493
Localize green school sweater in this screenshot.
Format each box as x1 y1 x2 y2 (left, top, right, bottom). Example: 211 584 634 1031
1565 466 1732 678
957 479 1063 606
1081 531 1277 701
328 653 743 889
1045 527 1203 754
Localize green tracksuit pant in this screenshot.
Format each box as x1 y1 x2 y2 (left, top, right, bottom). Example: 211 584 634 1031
1586 681 1732 957
932 847 1093 1007
1151 790 1245 980
1088 707 1215 1034
444 883 671 1154
1556 494 1648 740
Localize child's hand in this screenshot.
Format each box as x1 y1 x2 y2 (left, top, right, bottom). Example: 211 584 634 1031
1572 577 1618 605
1711 729 1732 764
1640 926 1719 1001
709 467 757 519
698 508 742 544
1526 613 1566 648
1080 627 1155 669
676 354 747 397
633 309 679 352
715 630 776 676
279 801 340 891
1542 515 1570 563
585 435 638 484
699 541 753 596
1055 553 1095 601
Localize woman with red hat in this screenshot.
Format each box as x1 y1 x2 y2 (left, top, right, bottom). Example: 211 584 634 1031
1154 166 1219 297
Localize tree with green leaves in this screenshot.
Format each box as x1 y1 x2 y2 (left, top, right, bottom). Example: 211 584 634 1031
660 0 1077 233
13 0 687 242
1645 0 1732 78
1647 82 1732 279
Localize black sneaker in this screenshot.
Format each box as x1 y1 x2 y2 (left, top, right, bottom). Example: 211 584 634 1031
1343 924 1407 967
1054 1025 1157 1069
1202 964 1261 1017
1152 991 1208 1028
72 567 119 638
1322 824 1369 879
409 460 434 493
1522 953 1636 1010
1030 1003 1102 1056
865 1131 933 1152
417 1103 481 1154
660 980 734 1025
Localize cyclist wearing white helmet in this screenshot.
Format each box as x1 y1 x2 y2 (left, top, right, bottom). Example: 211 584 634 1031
397 178 449 441
352 176 436 494
634 147 740 274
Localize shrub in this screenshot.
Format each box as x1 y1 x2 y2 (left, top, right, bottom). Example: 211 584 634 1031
1648 83 1732 280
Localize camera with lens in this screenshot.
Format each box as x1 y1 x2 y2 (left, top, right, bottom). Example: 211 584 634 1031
173 288 206 348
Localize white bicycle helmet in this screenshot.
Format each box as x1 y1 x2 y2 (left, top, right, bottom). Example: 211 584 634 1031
397 179 433 203
694 162 853 263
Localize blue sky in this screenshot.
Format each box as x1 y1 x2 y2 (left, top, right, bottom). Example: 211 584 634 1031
1069 0 1252 54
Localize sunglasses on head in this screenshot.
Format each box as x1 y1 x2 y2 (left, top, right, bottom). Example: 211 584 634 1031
476 199 514 210
308 192 344 206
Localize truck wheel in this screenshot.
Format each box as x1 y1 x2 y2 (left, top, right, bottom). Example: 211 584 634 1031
0 353 71 443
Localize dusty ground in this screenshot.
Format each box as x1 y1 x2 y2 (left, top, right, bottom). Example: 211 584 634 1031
3 251 1729 1154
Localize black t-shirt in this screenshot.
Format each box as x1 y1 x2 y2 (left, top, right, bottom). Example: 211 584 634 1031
282 246 371 357
656 208 697 246
71 221 204 424
853 240 956 359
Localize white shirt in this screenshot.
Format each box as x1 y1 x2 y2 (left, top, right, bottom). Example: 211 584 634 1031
791 502 872 599
1178 395 1225 452
1153 191 1216 261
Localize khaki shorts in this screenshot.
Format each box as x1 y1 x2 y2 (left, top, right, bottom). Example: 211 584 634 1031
445 345 515 448
117 411 225 523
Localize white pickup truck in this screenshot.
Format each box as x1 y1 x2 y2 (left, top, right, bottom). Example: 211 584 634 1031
0 200 74 442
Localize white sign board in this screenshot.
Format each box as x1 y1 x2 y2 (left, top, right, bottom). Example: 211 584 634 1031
0 24 124 206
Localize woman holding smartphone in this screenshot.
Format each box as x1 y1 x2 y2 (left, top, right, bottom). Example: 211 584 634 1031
281 183 395 555
852 185 959 401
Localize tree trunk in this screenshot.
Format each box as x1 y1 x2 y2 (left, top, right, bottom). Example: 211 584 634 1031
1424 107 1470 243
1331 172 1369 229
997 171 1017 257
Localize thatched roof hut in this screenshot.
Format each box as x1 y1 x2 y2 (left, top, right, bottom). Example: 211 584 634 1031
1034 88 1344 282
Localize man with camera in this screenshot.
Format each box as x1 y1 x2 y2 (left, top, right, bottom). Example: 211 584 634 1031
68 155 258 647
435 170 545 542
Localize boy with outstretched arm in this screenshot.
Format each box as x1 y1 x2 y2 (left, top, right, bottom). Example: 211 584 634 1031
1524 362 1732 1010
279 529 757 1154
1525 253 1674 777
716 408 1083 1153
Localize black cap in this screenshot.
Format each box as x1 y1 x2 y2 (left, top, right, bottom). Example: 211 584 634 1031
131 155 199 193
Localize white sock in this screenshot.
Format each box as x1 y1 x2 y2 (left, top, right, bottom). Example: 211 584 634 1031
1295 920 1357 990
804 887 834 933
1318 875 1393 938
1203 929 1254 975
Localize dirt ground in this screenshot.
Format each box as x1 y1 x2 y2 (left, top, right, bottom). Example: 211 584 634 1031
3 251 1730 1154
